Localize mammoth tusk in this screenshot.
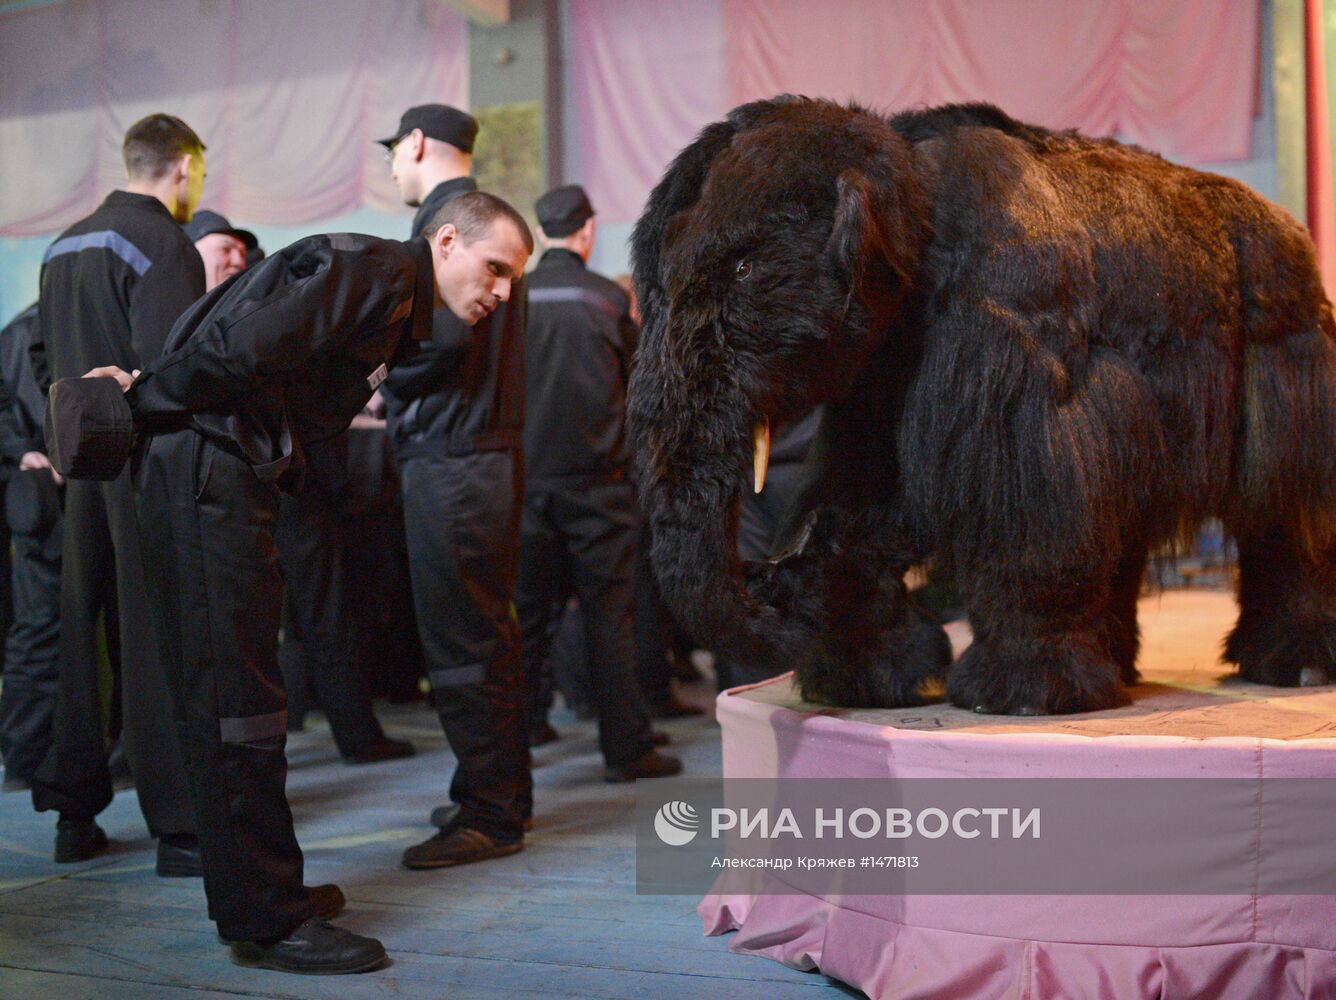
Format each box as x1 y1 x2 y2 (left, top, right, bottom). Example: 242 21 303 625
753 420 771 494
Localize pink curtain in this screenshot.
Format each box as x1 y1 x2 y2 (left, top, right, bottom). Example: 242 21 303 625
572 0 1260 225
0 0 467 237
568 0 730 226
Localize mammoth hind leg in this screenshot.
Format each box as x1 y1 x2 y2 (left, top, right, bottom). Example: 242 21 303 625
1104 545 1148 687
948 565 1128 716
1225 525 1336 687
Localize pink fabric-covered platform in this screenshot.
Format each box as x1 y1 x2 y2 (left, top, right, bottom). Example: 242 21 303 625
699 591 1336 999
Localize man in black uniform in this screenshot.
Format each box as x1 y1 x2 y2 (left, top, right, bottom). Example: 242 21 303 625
0 303 62 791
49 191 533 974
379 104 534 865
184 211 411 765
517 185 681 782
28 114 203 873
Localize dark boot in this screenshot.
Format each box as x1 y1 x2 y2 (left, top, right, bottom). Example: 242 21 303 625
227 918 387 975
54 816 107 863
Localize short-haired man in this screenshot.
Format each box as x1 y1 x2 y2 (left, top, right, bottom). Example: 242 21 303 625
48 191 533 974
379 104 535 865
517 185 681 781
28 113 204 874
182 209 255 290
182 209 414 765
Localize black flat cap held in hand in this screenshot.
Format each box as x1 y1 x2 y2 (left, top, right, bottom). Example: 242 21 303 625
45 376 135 481
377 105 479 154
535 184 595 237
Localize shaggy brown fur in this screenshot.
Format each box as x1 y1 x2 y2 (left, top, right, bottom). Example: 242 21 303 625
629 97 1336 714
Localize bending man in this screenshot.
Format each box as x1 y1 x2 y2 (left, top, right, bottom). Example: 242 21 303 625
47 192 532 975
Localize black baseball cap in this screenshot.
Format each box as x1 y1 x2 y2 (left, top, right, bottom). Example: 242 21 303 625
377 104 478 154
182 210 257 251
535 184 595 237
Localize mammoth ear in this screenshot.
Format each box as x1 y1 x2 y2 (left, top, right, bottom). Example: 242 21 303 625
825 168 920 294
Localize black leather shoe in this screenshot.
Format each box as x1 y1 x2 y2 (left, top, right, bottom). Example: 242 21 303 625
429 802 533 833
604 749 683 783
156 834 203 877
342 737 416 765
54 817 108 863
228 918 387 975
402 827 523 869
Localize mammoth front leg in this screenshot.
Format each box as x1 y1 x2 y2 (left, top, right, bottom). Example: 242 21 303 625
950 561 1129 715
748 508 951 708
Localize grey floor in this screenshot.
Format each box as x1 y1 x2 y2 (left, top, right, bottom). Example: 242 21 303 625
0 690 858 999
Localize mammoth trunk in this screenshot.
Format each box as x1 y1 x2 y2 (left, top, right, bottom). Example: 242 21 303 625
646 501 797 669
633 403 800 671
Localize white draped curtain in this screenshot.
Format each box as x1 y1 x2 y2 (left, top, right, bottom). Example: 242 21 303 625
0 0 468 237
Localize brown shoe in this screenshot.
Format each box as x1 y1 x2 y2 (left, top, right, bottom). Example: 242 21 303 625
342 737 416 765
309 883 346 921
650 729 672 747
530 722 560 747
402 827 523 870
429 802 534 833
604 749 683 783
648 694 704 719
217 885 347 945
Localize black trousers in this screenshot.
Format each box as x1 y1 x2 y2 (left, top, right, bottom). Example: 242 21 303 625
0 501 62 783
32 472 194 836
515 479 654 767
135 430 309 942
399 449 530 839
274 441 385 758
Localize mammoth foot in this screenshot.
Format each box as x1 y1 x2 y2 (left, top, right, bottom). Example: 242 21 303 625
746 510 948 708
947 634 1127 716
1225 615 1336 687
794 603 951 708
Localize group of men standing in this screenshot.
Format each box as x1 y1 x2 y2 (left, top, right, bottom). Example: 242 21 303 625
2 101 687 975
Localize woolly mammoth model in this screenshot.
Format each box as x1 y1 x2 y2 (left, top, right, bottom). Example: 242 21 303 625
628 97 1336 715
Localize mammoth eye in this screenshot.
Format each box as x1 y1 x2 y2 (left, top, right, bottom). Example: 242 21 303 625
734 259 752 281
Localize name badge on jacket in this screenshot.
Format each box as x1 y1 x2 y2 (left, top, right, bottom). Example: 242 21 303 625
367 363 388 391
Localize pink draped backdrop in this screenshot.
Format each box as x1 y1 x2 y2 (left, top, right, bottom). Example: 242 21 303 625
0 0 468 237
571 0 1260 225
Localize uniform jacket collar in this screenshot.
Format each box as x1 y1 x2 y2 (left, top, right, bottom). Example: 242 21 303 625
411 176 478 238
536 247 586 271
405 236 437 342
103 189 176 220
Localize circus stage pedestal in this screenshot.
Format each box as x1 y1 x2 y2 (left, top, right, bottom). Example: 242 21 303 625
699 590 1336 1000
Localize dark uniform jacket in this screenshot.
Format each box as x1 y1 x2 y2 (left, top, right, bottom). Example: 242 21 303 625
127 233 434 491
30 191 205 390
523 248 636 490
381 177 526 459
0 304 46 471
